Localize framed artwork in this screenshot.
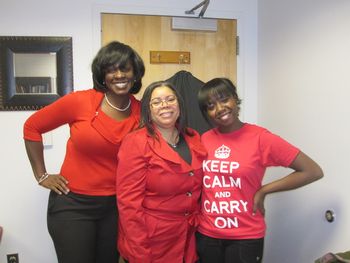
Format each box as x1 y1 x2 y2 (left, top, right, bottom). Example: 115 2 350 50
0 36 73 111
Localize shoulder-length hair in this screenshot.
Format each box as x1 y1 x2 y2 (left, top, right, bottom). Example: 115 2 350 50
198 77 242 123
91 41 145 94
140 81 193 138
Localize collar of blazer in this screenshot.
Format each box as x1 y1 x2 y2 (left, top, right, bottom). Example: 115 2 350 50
146 127 207 169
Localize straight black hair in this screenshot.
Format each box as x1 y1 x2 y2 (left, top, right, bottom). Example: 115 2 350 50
140 81 193 138
91 41 145 94
198 78 241 123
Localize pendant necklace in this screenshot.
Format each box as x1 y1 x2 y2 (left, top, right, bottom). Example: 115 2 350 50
168 142 178 148
168 130 180 148
104 93 131 112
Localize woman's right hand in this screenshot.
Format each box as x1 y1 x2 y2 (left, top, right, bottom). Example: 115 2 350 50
39 173 69 195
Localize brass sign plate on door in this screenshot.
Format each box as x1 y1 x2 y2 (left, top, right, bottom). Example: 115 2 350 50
150 51 190 64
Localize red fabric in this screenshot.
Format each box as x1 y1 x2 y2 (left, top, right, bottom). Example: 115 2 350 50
23 89 140 195
198 123 300 239
116 127 207 263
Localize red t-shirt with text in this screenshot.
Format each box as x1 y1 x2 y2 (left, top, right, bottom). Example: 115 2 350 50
198 123 299 239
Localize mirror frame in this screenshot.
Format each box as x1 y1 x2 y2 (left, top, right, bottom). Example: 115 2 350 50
0 36 73 111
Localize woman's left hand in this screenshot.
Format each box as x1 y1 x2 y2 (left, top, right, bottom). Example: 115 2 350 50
253 189 266 216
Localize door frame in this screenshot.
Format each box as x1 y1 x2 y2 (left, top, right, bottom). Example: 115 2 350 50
92 3 249 121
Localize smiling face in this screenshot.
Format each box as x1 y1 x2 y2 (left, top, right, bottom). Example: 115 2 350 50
149 85 180 129
104 61 135 95
206 93 241 133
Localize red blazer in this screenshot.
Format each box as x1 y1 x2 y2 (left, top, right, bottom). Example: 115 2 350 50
116 127 207 263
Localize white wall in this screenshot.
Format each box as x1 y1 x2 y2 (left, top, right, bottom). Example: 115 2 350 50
0 1 257 262
2 0 348 262
259 0 350 262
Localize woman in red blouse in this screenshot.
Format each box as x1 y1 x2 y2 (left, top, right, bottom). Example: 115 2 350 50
116 81 207 263
23 41 145 263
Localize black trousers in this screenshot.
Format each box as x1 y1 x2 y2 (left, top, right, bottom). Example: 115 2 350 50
47 191 119 263
196 232 264 263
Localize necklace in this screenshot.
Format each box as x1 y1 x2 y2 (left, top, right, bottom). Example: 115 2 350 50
168 142 178 148
167 130 180 148
104 93 131 112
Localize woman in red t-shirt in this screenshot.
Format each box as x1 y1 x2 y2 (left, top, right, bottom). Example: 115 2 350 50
196 78 323 263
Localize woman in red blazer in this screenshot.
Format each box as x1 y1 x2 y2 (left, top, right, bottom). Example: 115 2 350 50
116 81 207 263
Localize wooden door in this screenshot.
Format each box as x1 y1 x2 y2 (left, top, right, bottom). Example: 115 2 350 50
101 14 237 99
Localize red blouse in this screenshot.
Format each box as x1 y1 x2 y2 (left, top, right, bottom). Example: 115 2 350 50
23 89 140 195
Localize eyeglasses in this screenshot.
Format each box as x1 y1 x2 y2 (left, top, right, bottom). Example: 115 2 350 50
150 95 178 108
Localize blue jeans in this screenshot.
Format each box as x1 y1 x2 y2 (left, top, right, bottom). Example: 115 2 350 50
196 232 264 263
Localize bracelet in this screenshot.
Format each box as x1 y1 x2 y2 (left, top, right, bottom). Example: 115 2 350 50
38 172 49 185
